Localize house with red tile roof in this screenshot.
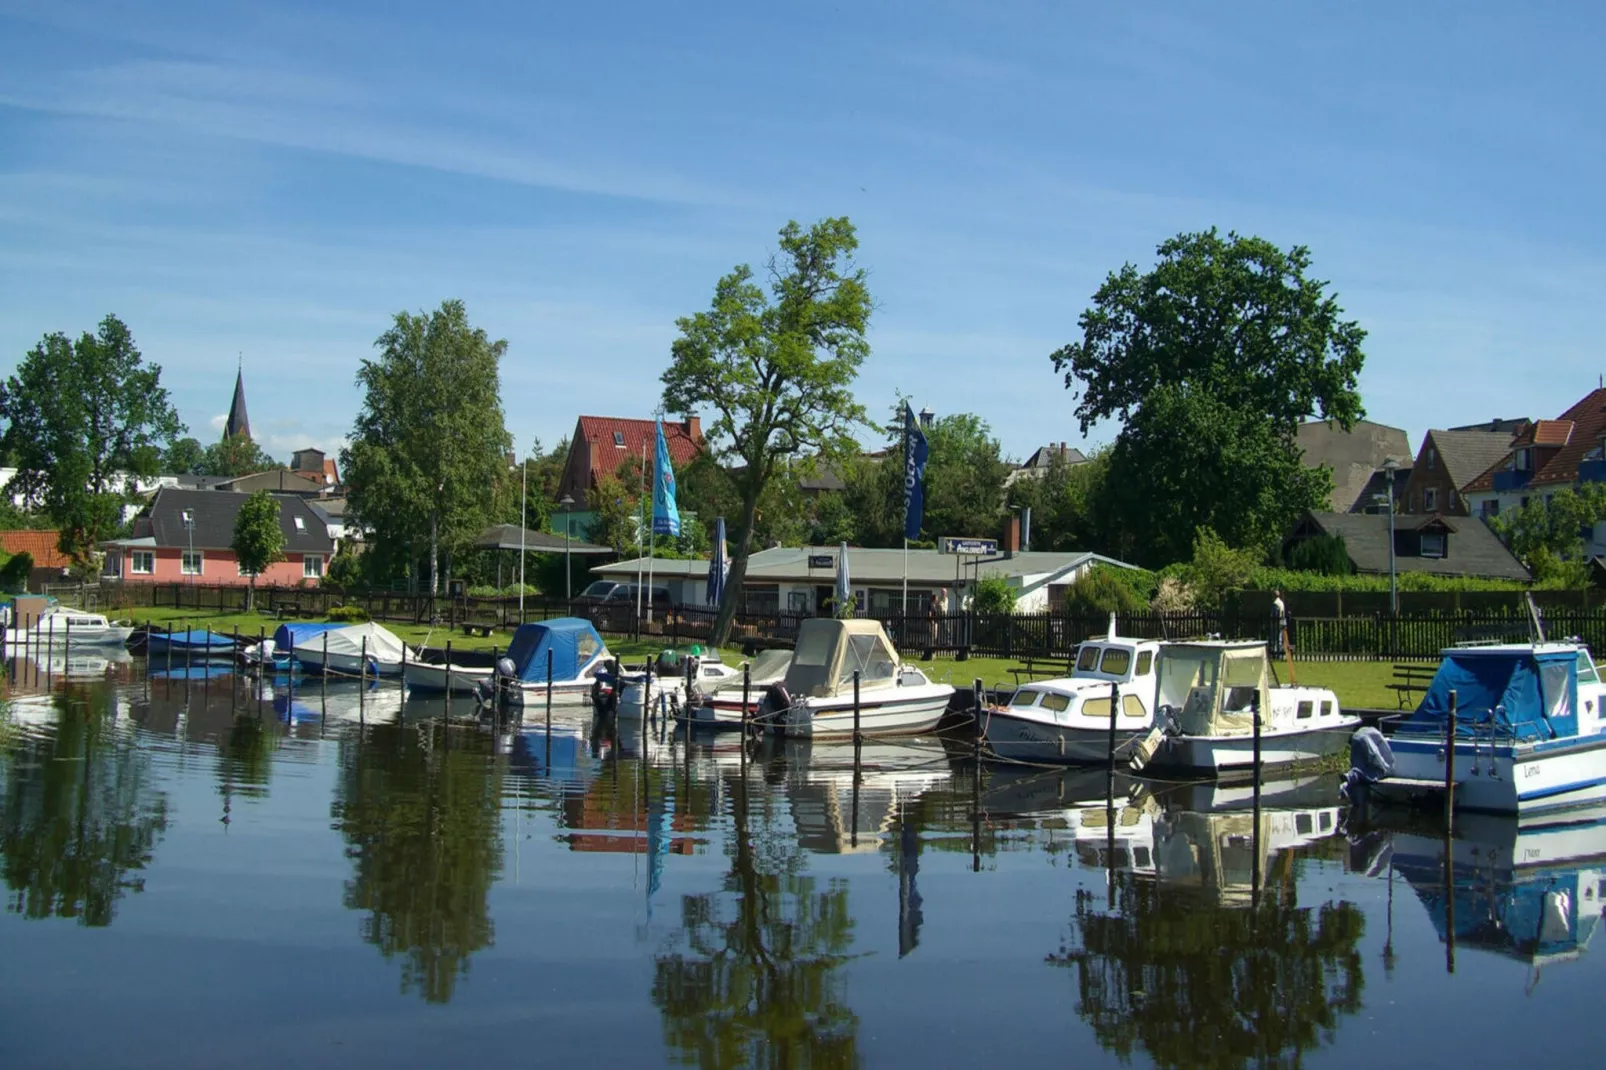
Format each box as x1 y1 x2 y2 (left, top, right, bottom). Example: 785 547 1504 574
0 530 73 591
1463 387 1606 518
556 416 703 506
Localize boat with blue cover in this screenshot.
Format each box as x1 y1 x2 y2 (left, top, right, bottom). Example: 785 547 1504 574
239 621 344 670
1363 640 1606 817
476 617 610 706
144 628 238 659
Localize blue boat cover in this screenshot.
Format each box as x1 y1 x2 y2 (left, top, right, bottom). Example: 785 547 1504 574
272 621 343 651
1397 856 1596 963
503 618 605 683
1403 648 1580 742
155 628 237 650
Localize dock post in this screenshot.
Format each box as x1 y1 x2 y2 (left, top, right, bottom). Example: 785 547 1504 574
973 677 984 760
360 635 368 689
1251 690 1263 911
444 640 453 725
63 618 70 667
741 661 751 736
321 632 328 701
1107 679 1120 908
545 648 553 736
852 670 862 762
256 626 265 705
1444 689 1458 831
165 622 172 673
1106 680 1119 774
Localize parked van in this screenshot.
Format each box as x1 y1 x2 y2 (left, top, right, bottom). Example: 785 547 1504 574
573 581 673 628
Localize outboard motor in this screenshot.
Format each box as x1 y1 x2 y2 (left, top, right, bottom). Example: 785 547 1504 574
1340 726 1395 810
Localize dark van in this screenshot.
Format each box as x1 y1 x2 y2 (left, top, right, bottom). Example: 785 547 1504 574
572 581 673 628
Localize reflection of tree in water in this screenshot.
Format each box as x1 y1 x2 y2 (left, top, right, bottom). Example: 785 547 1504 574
331 722 504 1004
652 777 860 1069
0 689 169 926
216 714 277 825
1053 834 1365 1070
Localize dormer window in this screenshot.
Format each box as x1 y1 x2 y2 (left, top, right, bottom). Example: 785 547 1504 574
1515 448 1533 471
613 431 625 447
294 516 306 532
1420 531 1446 558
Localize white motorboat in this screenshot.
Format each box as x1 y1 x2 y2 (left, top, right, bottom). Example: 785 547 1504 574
292 622 411 677
1361 640 1606 818
6 605 134 646
680 648 793 728
1129 640 1357 778
983 620 1161 764
754 618 954 739
617 646 742 711
478 617 611 706
404 659 494 694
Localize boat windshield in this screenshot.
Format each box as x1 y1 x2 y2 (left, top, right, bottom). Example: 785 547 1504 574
1076 646 1101 673
1099 648 1131 675
1039 692 1071 713
837 633 897 688
1580 652 1600 685
1012 689 1040 708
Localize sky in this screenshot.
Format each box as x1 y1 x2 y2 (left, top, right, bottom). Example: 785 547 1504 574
2 1 1604 467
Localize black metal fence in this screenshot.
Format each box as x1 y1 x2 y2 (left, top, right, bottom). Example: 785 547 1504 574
98 581 1596 662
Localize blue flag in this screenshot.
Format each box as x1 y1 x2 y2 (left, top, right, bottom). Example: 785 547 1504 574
903 403 928 541
652 419 681 537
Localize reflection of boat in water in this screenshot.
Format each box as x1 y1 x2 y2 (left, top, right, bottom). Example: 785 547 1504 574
264 679 405 724
8 647 133 685
1387 808 1606 977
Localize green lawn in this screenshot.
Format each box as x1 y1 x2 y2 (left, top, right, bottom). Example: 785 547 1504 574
121 606 1410 709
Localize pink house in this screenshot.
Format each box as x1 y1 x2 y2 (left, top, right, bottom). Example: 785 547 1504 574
103 488 335 587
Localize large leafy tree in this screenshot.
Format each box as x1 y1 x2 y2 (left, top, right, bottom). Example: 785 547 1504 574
162 436 207 475
342 300 512 596
231 490 286 610
1492 483 1606 587
199 435 279 478
1005 448 1110 552
1051 230 1365 567
0 315 183 566
663 218 871 642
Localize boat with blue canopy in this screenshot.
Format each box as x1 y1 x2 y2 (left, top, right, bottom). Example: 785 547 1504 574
145 628 238 659
477 617 609 706
1362 640 1606 817
239 621 344 670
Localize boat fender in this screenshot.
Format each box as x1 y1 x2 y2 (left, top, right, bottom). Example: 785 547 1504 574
1127 726 1165 773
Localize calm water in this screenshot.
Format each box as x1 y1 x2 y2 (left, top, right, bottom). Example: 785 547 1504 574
3 657 1605 1069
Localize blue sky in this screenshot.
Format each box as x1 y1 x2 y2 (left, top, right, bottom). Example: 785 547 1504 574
2 1 1603 466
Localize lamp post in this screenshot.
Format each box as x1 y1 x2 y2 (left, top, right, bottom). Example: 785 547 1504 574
518 453 527 619
181 508 195 587
1383 457 1400 617
560 494 575 604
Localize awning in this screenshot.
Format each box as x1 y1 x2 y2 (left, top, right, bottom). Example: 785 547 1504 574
473 523 615 555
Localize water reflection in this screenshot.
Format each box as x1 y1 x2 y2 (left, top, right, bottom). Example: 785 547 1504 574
0 684 169 926
1051 788 1364 1070
331 720 504 1004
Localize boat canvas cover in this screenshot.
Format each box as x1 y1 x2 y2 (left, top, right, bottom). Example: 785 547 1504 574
272 621 343 651
294 622 408 663
783 618 901 699
706 648 791 694
162 628 236 648
1159 643 1269 738
504 618 604 683
1403 648 1579 741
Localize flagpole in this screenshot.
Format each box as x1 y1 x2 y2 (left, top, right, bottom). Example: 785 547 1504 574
519 454 527 619
902 538 908 617
636 437 647 624
647 427 657 625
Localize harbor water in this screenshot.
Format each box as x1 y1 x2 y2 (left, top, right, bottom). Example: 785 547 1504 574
3 655 1605 1069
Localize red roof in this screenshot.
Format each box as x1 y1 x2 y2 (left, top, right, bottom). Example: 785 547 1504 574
0 531 70 569
1517 419 1575 447
1465 387 1606 492
573 416 702 490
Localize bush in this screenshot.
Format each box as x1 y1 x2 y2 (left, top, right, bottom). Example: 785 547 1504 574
0 551 32 594
972 575 1016 614
327 603 369 622
1150 576 1195 612
1185 528 1259 610
1285 533 1352 576
1061 564 1149 615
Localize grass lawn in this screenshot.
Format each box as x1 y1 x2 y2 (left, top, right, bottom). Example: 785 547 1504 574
121 606 1414 710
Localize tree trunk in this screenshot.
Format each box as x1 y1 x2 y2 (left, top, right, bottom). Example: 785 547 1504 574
712 480 762 646
429 510 440 597
247 575 255 613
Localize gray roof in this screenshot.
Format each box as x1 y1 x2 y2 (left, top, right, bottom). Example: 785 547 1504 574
118 487 334 553
1294 511 1529 581
473 523 615 556
1020 443 1088 469
594 545 1137 585
216 469 325 495
1423 428 1520 490
1296 419 1414 512
1448 417 1530 435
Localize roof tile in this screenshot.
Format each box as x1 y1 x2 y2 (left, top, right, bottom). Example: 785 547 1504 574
575 416 702 487
0 531 71 569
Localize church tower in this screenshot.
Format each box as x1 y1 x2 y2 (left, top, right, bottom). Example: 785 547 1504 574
226 364 251 440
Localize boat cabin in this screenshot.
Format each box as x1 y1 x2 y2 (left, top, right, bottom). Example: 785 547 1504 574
1071 636 1161 684
1398 642 1605 743
784 618 923 699
1156 641 1270 737
501 618 608 683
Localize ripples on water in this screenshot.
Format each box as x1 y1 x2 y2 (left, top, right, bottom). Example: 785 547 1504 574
2 659 1605 1069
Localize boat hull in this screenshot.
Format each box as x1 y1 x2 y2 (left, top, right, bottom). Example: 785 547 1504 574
1376 734 1606 817
983 709 1151 765
8 625 134 647
403 661 493 694
776 687 953 739
296 649 404 677
1143 718 1359 778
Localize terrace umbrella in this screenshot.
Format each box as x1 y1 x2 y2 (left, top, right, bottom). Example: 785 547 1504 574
707 517 728 608
835 541 852 618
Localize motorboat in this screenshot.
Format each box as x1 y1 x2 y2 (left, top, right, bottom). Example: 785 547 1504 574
404 659 495 694
679 647 793 728
982 619 1161 764
617 645 742 712
752 618 954 739
6 605 134 646
292 622 411 677
1129 640 1356 778
143 627 238 660
1359 640 1606 818
239 621 344 669
477 617 611 706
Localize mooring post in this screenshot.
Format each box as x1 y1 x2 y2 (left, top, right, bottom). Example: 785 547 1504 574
444 639 453 725
1107 679 1119 774
644 657 653 728
973 676 984 760
63 618 70 666
545 648 554 736
321 632 328 701
853 669 863 761
165 621 173 673
360 635 368 689
1251 691 1264 910
1444 688 1458 831
256 626 265 705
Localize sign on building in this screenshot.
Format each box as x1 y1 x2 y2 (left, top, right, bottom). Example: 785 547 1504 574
939 537 998 556
807 554 835 569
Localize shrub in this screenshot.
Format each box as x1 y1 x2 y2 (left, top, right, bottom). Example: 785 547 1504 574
1285 533 1352 576
327 603 369 623
1061 565 1148 615
1185 528 1259 610
1150 576 1195 612
0 551 32 593
972 575 1016 614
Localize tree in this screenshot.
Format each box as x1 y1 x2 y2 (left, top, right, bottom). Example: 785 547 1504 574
232 491 286 611
1051 230 1365 566
663 218 872 642
199 435 279 478
342 300 512 599
0 315 183 566
162 436 207 475
1006 449 1111 553
1493 483 1606 584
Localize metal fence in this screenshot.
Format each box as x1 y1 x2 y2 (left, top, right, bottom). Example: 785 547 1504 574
89 581 1597 662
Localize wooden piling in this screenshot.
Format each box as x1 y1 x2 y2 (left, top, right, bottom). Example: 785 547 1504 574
852 670 862 757
1444 689 1458 830
545 648 554 736
444 639 453 725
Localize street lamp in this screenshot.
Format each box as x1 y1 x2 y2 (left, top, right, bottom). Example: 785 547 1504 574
181 508 195 586
560 494 575 603
1382 457 1400 617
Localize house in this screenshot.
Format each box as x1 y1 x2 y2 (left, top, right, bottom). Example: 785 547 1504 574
289 447 340 487
590 543 1140 614
0 530 73 591
212 469 328 497
1463 387 1606 519
1449 417 1532 435
1283 511 1530 582
1006 442 1090 487
1296 419 1414 513
556 415 703 504
102 488 335 586
1397 427 1523 516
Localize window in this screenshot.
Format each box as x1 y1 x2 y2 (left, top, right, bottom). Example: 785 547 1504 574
1123 694 1146 718
1296 813 1314 835
303 554 324 578
1420 532 1446 558
1482 500 1500 518
294 516 306 532
1076 646 1101 673
1296 701 1313 719
130 551 154 575
1099 648 1132 675
1011 689 1040 708
613 431 625 447
1423 487 1438 511
181 550 202 575
1426 446 1437 469
1038 692 1070 713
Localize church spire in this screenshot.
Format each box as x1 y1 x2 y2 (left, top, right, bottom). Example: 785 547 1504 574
226 365 251 440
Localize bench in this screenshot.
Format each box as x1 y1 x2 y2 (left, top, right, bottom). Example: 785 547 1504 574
1009 656 1075 686
461 622 494 638
1386 664 1437 709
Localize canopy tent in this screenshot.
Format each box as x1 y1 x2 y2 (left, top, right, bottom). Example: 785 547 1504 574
1157 642 1270 738
1402 646 1580 742
292 622 408 664
783 618 902 699
502 617 606 683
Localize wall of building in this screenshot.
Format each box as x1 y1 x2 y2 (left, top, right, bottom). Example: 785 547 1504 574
1399 444 1467 515
109 547 326 587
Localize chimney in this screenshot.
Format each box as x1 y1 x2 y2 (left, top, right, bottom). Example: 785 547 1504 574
683 415 701 441
1003 514 1021 555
